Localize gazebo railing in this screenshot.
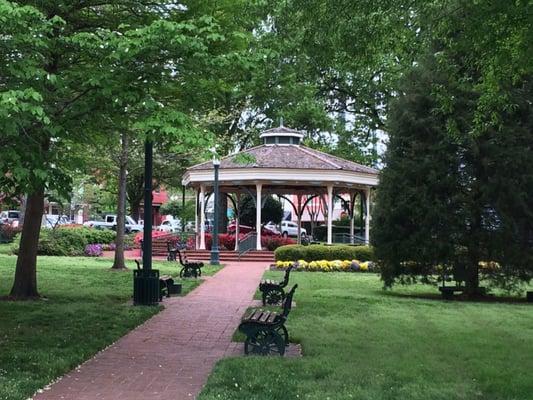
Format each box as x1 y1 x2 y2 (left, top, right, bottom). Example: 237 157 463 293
333 233 367 245
238 232 257 259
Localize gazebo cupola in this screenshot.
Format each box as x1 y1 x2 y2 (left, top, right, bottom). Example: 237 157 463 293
260 126 304 146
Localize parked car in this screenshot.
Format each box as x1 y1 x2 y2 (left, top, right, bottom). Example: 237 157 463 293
42 214 70 229
263 221 281 235
158 219 182 233
83 214 143 232
0 210 20 226
279 221 307 238
184 220 195 232
227 222 281 236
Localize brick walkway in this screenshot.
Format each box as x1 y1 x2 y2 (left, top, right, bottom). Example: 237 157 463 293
33 261 267 400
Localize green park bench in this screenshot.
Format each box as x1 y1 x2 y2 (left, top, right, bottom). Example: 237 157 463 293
238 284 298 356
176 249 203 278
259 265 293 305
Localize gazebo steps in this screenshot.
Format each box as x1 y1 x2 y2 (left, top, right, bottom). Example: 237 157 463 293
149 236 275 262
185 250 274 263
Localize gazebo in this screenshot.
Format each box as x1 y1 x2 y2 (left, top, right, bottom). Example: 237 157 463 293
182 126 379 251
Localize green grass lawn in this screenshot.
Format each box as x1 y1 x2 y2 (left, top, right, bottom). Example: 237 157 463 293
0 254 220 400
200 271 533 400
0 243 13 255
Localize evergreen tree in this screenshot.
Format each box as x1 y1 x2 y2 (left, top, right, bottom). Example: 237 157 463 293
239 195 283 228
372 53 533 296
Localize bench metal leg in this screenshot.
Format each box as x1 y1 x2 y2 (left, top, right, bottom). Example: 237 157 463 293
244 328 285 356
263 287 285 306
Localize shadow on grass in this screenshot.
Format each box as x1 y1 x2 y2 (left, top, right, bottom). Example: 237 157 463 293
379 289 531 304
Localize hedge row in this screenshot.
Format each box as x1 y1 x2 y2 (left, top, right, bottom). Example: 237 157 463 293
13 227 117 256
274 244 374 262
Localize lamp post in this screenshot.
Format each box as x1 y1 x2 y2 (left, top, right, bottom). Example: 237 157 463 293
210 156 220 265
133 139 160 306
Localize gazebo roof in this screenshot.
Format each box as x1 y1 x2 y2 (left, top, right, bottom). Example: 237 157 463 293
188 144 378 175
183 125 379 190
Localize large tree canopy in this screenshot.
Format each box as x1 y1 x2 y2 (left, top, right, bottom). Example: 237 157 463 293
372 51 533 295
0 0 257 298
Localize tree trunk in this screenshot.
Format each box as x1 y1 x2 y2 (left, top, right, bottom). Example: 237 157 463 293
464 262 480 296
127 174 144 222
9 188 45 299
218 194 228 233
112 133 129 270
131 202 141 222
18 195 27 228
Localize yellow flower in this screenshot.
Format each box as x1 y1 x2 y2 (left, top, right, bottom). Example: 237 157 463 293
479 261 500 271
360 262 369 271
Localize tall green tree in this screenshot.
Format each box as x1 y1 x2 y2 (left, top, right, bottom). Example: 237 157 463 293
239 195 283 228
372 52 533 296
0 0 247 298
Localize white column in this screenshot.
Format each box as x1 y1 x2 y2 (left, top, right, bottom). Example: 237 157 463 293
200 185 206 250
327 184 333 244
296 194 302 245
234 193 240 251
256 183 262 250
365 187 371 244
195 188 199 249
349 193 355 244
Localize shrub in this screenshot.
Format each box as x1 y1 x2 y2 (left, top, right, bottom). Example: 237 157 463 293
204 233 243 250
134 230 169 245
80 228 116 245
0 224 22 243
219 233 237 250
275 244 374 262
38 229 88 256
13 227 116 256
262 236 296 251
85 244 103 257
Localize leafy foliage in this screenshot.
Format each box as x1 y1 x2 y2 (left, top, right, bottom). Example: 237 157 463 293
239 195 283 227
372 52 533 293
160 199 195 223
275 244 374 262
12 227 116 257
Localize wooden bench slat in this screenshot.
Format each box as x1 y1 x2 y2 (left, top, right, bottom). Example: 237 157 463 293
267 313 277 323
259 312 271 323
250 310 263 322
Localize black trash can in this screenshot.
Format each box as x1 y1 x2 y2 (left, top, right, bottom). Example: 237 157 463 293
527 291 533 303
133 269 160 305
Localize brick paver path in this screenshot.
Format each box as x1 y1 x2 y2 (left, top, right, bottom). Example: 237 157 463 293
33 261 267 400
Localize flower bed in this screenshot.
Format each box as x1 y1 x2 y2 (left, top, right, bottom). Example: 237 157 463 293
274 259 379 273
85 244 103 257
204 233 295 251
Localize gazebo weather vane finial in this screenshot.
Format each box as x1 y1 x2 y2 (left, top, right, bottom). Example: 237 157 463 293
279 117 284 127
